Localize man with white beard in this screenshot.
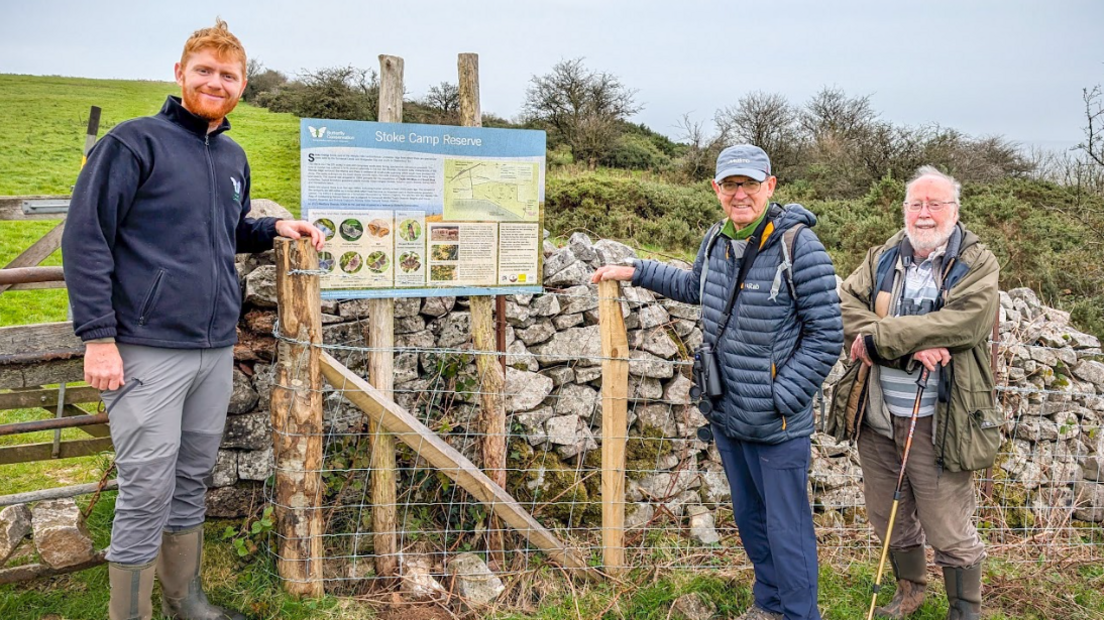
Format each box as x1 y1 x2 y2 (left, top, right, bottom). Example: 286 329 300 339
830 167 1000 620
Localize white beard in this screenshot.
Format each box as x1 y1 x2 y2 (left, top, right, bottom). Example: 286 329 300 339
907 218 956 254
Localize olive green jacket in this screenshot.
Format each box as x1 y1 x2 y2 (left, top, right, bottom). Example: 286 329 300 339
827 225 1002 472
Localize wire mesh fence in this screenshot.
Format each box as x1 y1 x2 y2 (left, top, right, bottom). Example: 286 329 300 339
263 282 1104 597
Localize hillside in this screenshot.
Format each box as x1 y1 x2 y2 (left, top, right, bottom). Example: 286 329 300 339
2 74 1103 339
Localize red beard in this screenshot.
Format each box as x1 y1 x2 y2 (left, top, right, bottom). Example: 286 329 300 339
181 88 239 123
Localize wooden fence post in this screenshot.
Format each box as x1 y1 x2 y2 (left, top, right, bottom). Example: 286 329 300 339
367 54 404 579
272 237 324 597
598 279 628 576
459 52 508 566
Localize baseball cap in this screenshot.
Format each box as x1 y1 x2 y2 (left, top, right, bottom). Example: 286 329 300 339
714 145 772 183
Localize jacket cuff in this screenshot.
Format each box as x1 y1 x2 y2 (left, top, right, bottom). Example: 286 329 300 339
80 327 118 342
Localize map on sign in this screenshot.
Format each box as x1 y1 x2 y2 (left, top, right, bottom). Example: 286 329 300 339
443 159 540 222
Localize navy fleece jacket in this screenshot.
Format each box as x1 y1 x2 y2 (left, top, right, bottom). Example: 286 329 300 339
62 96 280 349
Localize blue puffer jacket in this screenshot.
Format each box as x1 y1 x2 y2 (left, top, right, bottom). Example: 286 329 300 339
633 203 843 444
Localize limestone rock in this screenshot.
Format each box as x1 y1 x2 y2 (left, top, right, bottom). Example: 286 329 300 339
593 239 637 267
238 447 274 481
638 305 671 329
687 505 721 545
420 296 455 318
530 293 561 317
0 504 32 563
531 326 602 365
1073 480 1104 522
400 554 447 601
243 265 278 308
505 367 554 412
568 232 597 264
557 284 600 315
1073 360 1104 388
546 261 594 287
553 383 600 419
221 412 270 450
552 313 585 330
32 499 95 569
434 311 471 348
205 484 264 519
671 592 717 620
542 366 575 387
516 320 556 345
211 450 238 488
625 502 655 530
447 552 505 605
630 328 680 359
227 368 259 414
628 350 676 379
506 340 539 372
664 374 694 405
543 247 578 279
516 406 555 446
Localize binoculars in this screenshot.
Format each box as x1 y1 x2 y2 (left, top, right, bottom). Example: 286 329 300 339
690 343 723 443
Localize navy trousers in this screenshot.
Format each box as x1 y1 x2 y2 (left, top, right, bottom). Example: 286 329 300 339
713 427 821 620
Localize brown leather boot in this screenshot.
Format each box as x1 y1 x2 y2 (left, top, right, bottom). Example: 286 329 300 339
108 560 156 620
875 547 928 618
157 525 246 620
943 562 982 620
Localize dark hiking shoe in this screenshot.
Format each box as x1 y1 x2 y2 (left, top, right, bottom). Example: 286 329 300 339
734 606 784 620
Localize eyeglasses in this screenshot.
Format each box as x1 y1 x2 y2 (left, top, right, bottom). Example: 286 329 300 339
717 179 763 196
904 200 957 213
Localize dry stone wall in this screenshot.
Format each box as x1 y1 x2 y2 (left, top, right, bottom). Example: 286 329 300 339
220 221 1104 536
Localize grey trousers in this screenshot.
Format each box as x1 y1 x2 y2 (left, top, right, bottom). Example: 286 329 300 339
102 344 233 565
857 416 986 568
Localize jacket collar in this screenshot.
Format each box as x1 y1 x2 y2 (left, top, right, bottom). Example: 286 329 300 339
158 95 231 138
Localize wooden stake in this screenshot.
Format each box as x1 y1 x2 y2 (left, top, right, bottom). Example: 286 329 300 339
272 238 324 597
367 53 404 579
458 52 507 565
319 351 594 576
599 280 628 576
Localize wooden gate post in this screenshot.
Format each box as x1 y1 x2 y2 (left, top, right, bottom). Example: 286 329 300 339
459 53 508 566
272 238 324 596
598 279 628 576
367 54 403 579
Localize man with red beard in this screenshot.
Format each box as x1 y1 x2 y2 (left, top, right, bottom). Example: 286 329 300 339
831 167 999 620
62 19 322 620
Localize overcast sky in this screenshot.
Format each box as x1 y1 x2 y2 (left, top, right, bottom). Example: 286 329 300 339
2 0 1101 151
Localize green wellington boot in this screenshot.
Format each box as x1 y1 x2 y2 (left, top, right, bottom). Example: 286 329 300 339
875 546 928 618
157 525 246 620
942 562 982 620
108 560 156 620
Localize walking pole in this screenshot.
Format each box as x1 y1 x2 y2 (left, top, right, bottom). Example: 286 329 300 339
866 365 933 620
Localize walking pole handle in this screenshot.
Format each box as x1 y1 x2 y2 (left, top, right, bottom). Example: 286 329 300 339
914 366 932 389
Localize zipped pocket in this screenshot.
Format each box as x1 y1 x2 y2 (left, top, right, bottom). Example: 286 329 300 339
137 269 166 326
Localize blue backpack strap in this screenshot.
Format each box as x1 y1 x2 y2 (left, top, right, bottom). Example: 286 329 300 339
698 220 726 302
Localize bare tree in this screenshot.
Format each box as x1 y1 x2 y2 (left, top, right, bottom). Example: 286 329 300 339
1078 85 1104 168
422 82 460 124
675 113 725 181
800 86 878 140
523 58 641 168
713 91 802 176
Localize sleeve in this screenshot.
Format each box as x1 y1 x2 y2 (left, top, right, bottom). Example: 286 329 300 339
630 226 711 305
234 161 280 253
61 135 141 341
869 249 999 359
839 246 881 345
772 229 845 417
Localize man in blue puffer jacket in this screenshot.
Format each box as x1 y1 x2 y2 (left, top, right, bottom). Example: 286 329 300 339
593 145 843 620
